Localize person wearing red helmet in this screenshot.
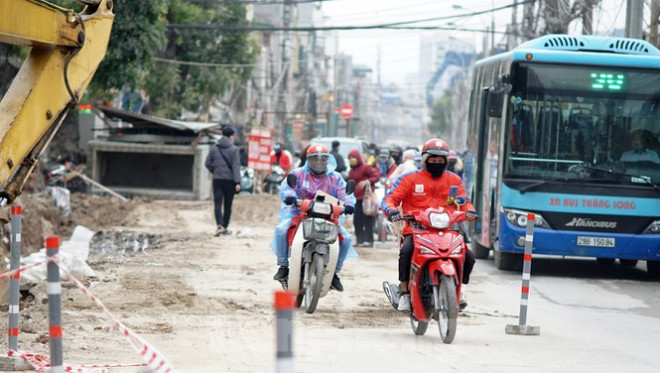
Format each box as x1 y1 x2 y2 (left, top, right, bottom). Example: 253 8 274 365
270 144 357 292
382 138 477 311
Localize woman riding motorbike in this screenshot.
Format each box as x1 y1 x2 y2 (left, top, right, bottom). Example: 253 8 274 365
270 144 357 291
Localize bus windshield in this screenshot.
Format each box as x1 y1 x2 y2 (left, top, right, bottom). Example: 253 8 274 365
504 62 660 185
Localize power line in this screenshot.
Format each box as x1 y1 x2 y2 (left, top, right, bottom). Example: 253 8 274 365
168 0 529 33
186 0 336 4
169 24 512 34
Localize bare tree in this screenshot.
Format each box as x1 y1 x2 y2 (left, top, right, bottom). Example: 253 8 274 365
521 0 602 40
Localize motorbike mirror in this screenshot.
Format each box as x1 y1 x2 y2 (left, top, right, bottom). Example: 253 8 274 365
456 196 467 206
345 180 355 194
449 186 458 198
286 174 297 188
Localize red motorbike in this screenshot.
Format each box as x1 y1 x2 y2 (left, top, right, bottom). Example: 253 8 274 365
383 187 473 343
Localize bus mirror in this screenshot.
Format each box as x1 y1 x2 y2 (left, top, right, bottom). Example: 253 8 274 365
487 87 506 118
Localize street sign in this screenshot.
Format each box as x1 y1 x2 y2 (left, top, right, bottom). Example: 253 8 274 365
247 129 273 171
339 104 353 119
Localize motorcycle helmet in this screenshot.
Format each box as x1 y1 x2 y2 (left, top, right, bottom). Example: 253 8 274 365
421 138 450 177
377 149 391 163
390 145 403 164
306 144 330 175
273 142 283 156
413 151 422 169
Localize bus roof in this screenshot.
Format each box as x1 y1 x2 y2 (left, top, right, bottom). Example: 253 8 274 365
476 34 660 69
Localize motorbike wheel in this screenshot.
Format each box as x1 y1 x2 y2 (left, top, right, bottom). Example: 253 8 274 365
409 315 429 336
304 254 324 314
436 275 458 344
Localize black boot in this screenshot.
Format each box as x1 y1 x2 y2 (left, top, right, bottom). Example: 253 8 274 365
331 274 344 292
273 266 289 281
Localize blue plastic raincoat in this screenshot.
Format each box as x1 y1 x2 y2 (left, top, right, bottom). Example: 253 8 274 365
270 156 357 271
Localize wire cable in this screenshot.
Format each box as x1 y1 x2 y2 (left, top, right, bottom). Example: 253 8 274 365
168 0 532 32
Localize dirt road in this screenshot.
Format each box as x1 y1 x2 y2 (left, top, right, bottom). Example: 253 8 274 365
0 194 409 371
5 193 659 373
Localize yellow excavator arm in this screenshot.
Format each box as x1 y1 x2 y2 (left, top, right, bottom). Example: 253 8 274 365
0 0 114 206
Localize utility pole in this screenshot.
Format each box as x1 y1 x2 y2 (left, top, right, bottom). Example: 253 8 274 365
491 13 495 53
332 32 339 137
377 44 381 87
650 0 660 47
483 26 490 57
625 0 644 39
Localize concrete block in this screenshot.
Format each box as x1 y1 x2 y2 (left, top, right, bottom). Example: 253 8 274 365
0 356 35 371
505 324 541 335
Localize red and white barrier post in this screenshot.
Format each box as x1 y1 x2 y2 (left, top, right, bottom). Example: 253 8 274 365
46 236 64 373
8 205 22 351
274 290 295 373
0 205 33 371
505 213 541 336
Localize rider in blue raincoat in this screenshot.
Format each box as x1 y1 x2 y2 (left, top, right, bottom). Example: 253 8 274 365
271 144 357 292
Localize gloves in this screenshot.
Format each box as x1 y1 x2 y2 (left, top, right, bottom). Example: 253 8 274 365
344 205 355 215
466 210 478 221
284 196 297 205
386 208 400 217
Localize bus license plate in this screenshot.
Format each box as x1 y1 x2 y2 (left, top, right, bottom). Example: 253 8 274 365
577 236 615 247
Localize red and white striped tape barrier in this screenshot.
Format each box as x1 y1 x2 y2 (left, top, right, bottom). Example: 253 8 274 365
0 259 47 280
2 256 177 372
54 258 178 373
7 349 123 372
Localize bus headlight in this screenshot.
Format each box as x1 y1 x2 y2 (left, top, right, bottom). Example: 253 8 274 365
643 220 660 234
502 208 551 229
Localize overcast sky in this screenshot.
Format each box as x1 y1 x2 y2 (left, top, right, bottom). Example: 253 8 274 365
321 0 631 86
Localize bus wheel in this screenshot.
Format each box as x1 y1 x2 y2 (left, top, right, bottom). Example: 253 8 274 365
473 240 490 260
494 248 519 271
647 261 660 279
619 259 638 267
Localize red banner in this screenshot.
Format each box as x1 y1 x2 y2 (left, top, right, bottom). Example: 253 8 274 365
247 129 273 171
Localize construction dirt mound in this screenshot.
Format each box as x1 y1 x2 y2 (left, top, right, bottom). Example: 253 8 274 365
2 193 141 257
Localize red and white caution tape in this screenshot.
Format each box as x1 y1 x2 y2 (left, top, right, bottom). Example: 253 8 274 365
55 259 177 373
0 259 47 280
8 349 114 373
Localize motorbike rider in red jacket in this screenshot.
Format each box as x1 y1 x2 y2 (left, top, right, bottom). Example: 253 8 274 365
382 138 477 311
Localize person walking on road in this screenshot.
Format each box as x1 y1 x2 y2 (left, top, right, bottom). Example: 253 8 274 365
331 140 347 174
205 126 241 236
348 149 380 248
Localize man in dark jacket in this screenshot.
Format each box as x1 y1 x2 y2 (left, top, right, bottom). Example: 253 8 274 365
205 126 241 236
331 140 347 174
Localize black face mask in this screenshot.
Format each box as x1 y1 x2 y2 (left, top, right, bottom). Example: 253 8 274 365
426 163 446 178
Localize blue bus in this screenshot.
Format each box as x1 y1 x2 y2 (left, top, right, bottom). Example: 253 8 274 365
464 35 660 276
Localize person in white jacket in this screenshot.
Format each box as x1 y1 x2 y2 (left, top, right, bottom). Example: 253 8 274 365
387 149 418 186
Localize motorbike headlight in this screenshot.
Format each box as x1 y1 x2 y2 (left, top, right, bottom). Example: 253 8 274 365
429 212 450 229
302 218 338 243
419 245 436 255
451 246 463 255
311 202 332 216
643 220 660 234
502 208 551 229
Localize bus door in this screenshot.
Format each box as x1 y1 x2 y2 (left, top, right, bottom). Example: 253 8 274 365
475 87 504 248
473 87 491 246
